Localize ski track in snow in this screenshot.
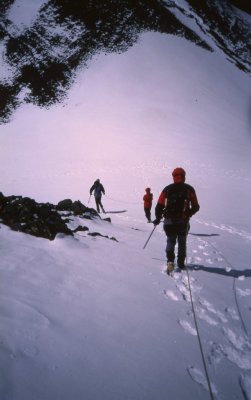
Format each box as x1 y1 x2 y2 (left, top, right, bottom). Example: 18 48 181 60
159 230 251 395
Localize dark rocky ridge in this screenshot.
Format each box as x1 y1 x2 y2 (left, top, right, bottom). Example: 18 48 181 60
0 0 250 123
0 193 101 240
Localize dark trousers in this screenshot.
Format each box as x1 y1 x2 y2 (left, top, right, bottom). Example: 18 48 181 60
95 197 104 213
144 207 151 222
164 223 189 266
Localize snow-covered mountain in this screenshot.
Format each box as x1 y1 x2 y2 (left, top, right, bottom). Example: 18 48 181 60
0 0 250 123
0 1 251 399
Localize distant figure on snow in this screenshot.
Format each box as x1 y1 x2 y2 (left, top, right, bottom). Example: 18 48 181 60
143 187 153 222
90 179 105 213
153 168 200 274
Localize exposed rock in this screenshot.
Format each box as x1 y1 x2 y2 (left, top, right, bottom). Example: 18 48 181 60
0 192 98 240
87 231 118 242
103 217 112 223
72 225 89 233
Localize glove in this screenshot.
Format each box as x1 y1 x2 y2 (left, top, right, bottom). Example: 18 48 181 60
152 219 161 226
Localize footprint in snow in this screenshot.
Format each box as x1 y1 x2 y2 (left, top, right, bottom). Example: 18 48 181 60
199 299 228 323
178 319 197 336
174 277 190 302
172 271 201 303
239 372 251 400
225 307 240 321
163 289 180 301
221 327 251 370
236 288 251 297
196 308 218 326
223 327 251 352
208 341 224 365
187 365 219 398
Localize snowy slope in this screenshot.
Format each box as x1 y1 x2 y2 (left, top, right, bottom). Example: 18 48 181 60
0 27 251 400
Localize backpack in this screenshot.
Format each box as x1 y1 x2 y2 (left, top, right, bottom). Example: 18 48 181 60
164 186 188 218
94 184 103 198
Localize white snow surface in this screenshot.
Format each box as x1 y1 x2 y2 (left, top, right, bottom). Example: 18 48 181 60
0 30 251 400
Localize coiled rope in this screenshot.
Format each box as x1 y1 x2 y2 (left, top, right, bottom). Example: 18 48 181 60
185 267 215 400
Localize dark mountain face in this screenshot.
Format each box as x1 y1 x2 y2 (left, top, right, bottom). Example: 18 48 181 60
0 0 250 124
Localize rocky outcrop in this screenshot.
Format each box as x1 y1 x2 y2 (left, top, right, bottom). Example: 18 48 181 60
0 192 98 240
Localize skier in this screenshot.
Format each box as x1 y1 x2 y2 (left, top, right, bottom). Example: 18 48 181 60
143 187 153 222
153 168 200 274
90 179 105 213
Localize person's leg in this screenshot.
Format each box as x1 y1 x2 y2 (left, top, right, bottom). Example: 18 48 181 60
166 235 177 262
95 197 100 213
164 224 178 262
144 207 151 222
177 233 187 267
99 198 105 213
177 223 189 268
148 207 152 222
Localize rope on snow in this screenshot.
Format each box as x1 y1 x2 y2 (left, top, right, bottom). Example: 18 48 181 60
185 267 215 400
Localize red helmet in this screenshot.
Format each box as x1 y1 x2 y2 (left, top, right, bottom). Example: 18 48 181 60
172 167 186 177
172 168 186 183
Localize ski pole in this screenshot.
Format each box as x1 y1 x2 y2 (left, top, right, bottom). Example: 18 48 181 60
143 225 157 249
88 194 92 204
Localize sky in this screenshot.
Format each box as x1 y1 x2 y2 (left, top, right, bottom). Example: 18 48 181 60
0 2 251 399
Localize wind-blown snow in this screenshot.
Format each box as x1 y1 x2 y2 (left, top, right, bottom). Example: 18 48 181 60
0 27 251 400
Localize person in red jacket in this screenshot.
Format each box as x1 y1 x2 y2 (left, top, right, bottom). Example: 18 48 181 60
153 168 200 274
143 187 153 223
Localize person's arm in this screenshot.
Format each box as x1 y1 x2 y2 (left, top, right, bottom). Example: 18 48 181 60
90 184 95 195
188 188 200 217
153 190 166 224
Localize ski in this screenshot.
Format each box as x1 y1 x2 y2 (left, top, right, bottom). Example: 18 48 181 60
104 210 127 214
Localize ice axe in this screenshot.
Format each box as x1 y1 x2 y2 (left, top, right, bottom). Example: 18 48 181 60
143 225 157 249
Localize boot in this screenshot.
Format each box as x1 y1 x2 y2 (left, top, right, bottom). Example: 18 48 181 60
167 262 175 275
177 258 186 270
